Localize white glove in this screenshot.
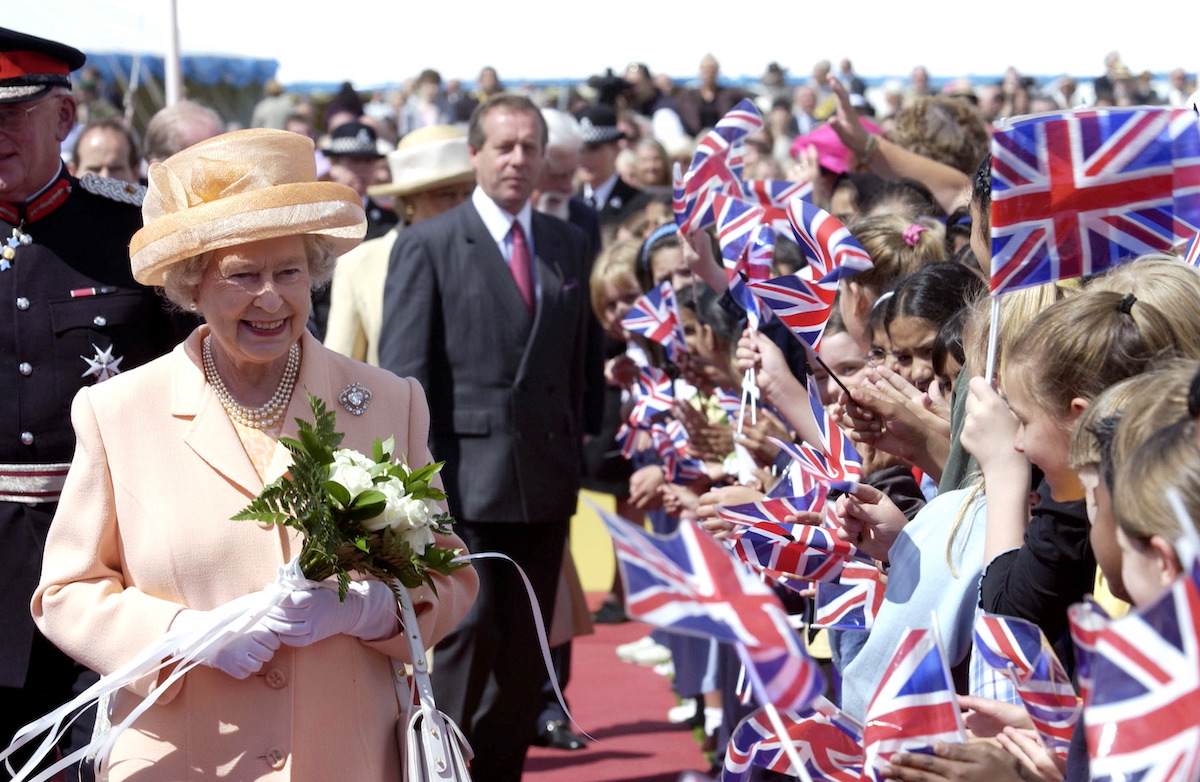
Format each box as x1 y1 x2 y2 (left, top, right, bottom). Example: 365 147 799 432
170 594 282 680
262 580 398 647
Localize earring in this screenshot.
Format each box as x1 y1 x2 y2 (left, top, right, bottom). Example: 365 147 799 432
188 300 198 311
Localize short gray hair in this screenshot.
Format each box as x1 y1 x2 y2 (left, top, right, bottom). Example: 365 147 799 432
160 235 338 312
541 108 582 154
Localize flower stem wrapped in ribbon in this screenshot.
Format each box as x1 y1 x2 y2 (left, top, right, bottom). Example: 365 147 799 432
233 393 467 597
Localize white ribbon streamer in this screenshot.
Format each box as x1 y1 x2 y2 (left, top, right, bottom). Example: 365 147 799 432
1 559 306 782
450 552 592 741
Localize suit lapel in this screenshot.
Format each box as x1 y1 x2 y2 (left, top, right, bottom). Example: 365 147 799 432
173 328 263 496
462 204 532 324
515 213 568 381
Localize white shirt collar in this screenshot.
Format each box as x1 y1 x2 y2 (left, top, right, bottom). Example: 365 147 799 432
585 173 619 209
472 186 533 248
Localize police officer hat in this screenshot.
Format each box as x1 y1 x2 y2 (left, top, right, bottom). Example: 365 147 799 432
321 121 384 159
0 27 86 104
572 104 625 147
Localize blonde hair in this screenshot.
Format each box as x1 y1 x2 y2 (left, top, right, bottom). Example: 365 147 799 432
1005 289 1187 417
589 238 642 321
1067 372 1147 470
1112 416 1200 541
1108 361 1197 484
961 282 1069 380
848 214 946 297
1088 255 1200 358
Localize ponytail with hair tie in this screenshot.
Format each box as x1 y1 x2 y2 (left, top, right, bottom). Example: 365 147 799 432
902 223 928 248
1118 293 1137 314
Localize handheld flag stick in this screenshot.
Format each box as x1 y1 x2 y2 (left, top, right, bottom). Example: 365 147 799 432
984 297 1001 381
813 354 854 400
734 642 815 782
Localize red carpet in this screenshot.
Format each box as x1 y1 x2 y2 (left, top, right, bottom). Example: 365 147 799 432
523 596 710 782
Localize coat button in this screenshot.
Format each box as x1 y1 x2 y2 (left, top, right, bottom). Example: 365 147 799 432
16 297 30 310
21 431 33 445
93 315 107 327
264 747 286 770
18 362 32 376
264 668 287 689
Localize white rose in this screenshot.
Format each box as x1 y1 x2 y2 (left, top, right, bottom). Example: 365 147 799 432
328 461 374 501
396 521 436 554
358 479 403 532
393 495 433 531
332 449 374 470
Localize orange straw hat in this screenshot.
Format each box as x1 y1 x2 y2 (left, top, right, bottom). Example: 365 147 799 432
130 128 367 286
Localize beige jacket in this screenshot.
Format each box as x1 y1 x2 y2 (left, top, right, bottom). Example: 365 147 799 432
32 327 478 781
323 226 400 365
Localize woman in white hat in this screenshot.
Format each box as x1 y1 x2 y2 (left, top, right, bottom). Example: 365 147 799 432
324 125 475 365
31 128 478 781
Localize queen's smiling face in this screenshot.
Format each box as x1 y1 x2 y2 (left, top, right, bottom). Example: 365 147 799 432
195 235 312 379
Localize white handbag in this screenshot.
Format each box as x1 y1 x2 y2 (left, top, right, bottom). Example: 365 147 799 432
392 585 474 782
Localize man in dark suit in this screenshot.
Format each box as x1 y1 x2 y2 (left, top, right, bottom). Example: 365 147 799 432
378 94 592 780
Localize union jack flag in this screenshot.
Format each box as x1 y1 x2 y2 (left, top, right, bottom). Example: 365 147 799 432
621 280 687 361
674 99 761 233
862 628 967 781
990 107 1200 295
1085 557 1200 782
650 420 708 484
712 193 766 276
1068 597 1111 706
814 561 887 631
768 380 863 492
723 706 864 782
749 272 837 351
727 223 777 330
715 495 828 529
729 519 861 584
973 613 1080 758
787 198 874 283
596 506 823 711
628 365 674 428
743 178 815 233
713 386 746 419
1183 232 1200 267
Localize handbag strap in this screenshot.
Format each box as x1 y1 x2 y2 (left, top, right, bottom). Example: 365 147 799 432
392 584 456 776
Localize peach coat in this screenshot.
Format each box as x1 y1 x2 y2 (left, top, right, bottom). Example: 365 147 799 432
32 327 479 782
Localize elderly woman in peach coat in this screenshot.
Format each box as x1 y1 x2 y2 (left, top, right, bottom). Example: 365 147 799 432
31 129 479 781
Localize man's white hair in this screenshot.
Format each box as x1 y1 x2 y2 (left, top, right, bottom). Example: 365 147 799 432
541 108 582 154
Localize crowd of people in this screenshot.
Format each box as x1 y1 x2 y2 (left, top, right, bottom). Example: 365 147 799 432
4 18 1200 782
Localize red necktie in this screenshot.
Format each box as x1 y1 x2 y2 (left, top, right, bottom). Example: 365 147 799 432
510 221 534 316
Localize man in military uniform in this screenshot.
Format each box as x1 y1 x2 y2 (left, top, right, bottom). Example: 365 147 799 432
0 27 184 775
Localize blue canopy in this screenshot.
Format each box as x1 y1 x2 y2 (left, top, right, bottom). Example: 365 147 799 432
79 52 278 88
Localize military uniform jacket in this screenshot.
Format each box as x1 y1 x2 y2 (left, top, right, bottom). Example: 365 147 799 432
0 167 182 687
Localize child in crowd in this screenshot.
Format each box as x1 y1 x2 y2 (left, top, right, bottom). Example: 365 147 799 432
963 288 1193 669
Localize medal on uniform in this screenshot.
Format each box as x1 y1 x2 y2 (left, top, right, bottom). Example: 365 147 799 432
81 343 123 382
1 223 30 271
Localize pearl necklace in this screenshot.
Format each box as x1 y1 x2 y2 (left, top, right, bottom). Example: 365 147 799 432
203 336 300 429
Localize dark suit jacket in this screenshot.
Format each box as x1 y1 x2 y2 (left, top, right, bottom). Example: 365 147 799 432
378 199 591 524
591 177 652 227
